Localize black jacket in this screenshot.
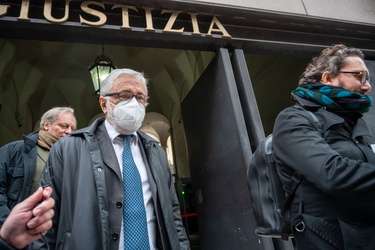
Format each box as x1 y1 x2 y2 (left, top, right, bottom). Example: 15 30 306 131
273 95 375 249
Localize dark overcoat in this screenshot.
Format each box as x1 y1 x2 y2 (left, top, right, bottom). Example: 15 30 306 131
273 95 375 249
40 118 189 250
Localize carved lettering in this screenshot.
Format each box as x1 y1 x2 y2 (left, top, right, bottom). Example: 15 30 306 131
2 1 231 38
206 16 231 38
18 0 30 21
162 10 184 33
143 7 154 31
188 12 201 35
112 4 138 29
80 1 106 26
44 0 70 23
0 4 10 17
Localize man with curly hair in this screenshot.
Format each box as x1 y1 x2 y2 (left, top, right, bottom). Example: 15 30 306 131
273 44 374 249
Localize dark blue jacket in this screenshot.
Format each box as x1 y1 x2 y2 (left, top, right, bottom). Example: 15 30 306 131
0 132 38 225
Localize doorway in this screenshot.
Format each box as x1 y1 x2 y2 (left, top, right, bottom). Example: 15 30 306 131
0 38 314 249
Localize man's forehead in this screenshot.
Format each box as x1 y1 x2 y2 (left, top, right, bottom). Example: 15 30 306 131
111 75 146 92
53 111 75 122
115 73 138 81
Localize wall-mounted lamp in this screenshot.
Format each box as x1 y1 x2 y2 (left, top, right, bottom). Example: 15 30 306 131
88 46 116 95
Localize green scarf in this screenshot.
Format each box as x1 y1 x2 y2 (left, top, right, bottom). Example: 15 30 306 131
293 83 372 114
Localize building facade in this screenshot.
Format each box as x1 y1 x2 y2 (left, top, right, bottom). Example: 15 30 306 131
1 0 375 249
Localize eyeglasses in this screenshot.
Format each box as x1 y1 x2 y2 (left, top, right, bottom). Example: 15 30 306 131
104 91 149 104
338 71 371 85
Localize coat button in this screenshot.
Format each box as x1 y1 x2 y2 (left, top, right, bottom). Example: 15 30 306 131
116 202 122 208
112 233 119 241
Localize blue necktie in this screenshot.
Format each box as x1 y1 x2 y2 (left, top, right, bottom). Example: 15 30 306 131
121 135 150 249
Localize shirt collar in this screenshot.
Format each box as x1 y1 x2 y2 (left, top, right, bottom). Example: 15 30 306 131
104 120 138 144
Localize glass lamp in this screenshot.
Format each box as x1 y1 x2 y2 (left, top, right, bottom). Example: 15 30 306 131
88 54 116 94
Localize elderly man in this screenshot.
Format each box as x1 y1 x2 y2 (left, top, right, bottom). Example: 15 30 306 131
0 107 76 249
0 107 76 218
40 69 189 250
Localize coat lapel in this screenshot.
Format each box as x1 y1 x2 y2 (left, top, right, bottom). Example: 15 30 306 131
95 122 122 179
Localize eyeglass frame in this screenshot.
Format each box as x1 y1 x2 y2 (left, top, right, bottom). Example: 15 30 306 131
104 91 150 105
338 71 371 85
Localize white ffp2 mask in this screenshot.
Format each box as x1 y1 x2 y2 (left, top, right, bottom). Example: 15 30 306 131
107 98 145 134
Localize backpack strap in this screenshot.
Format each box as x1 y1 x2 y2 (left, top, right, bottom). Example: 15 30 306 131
280 172 301 240
305 110 319 124
279 107 320 240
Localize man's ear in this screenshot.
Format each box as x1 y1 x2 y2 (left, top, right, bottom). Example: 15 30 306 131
321 71 333 84
43 121 49 131
99 96 108 115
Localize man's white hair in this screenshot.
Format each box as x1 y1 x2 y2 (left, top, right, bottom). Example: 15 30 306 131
100 68 148 96
39 107 76 129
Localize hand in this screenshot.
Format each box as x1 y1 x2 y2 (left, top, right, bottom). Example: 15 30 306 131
0 187 55 249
